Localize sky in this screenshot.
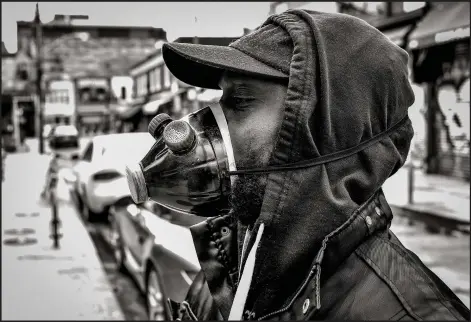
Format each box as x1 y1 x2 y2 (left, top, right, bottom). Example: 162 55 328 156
1 2 273 53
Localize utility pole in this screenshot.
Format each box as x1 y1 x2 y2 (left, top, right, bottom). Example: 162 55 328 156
105 62 113 133
34 3 44 154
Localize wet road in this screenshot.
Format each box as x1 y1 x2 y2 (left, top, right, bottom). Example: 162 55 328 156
86 224 148 321
69 193 149 321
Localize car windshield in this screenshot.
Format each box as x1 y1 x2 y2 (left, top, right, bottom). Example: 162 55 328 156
54 125 78 136
98 133 155 163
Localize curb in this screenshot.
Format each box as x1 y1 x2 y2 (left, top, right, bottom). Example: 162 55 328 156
390 205 470 235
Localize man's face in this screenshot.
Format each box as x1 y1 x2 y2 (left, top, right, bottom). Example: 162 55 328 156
218 71 287 224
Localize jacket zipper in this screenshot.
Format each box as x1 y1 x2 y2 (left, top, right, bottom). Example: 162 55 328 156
256 264 320 320
254 194 377 320
256 236 328 320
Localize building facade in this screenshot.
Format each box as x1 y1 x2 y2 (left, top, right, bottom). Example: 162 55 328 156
117 37 237 133
270 2 469 181
13 12 167 137
408 2 470 180
1 41 37 150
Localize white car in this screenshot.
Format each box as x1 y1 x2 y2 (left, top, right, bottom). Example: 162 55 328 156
73 132 155 222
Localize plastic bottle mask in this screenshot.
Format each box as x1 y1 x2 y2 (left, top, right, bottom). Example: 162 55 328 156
125 105 237 216
126 104 410 217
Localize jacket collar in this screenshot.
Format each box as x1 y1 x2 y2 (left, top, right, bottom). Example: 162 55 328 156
189 189 393 320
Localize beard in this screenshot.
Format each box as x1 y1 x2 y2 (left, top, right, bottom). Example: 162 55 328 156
229 175 267 225
228 148 269 226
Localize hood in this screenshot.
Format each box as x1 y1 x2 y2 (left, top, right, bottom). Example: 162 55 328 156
237 9 415 317
93 158 128 175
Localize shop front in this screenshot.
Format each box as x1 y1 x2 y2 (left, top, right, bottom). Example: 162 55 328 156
115 102 144 133
77 112 109 136
75 76 112 134
140 88 186 131
408 2 470 180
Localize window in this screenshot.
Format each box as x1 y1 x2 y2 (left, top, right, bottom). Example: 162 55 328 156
96 88 107 101
149 68 162 92
149 69 156 92
163 66 171 88
155 68 162 91
47 89 70 104
80 88 92 103
136 74 147 96
58 90 69 104
16 63 29 81
82 142 93 162
121 86 127 99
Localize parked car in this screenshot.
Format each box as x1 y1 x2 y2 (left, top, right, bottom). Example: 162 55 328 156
49 124 80 150
2 145 5 181
72 132 155 222
108 197 204 320
2 124 17 152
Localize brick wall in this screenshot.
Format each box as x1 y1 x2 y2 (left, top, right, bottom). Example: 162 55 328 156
17 22 166 80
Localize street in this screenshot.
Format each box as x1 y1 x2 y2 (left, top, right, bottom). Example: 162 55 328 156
1 149 469 320
85 224 148 321
1 152 124 320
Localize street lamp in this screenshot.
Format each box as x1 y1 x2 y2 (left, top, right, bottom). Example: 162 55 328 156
33 4 88 153
33 3 45 154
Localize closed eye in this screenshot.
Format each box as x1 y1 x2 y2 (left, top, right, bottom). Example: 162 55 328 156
220 93 257 110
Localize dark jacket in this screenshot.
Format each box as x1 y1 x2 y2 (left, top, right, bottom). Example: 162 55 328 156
168 9 470 321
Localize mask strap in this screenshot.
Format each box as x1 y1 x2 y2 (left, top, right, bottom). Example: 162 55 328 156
227 116 408 176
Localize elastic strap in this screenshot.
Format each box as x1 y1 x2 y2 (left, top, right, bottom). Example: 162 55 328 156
227 116 408 176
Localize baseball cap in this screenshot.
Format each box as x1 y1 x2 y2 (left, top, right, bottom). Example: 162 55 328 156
162 23 293 90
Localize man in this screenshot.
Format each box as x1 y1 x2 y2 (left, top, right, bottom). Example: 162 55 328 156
161 9 469 321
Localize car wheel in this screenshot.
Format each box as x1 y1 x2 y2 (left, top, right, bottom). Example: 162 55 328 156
146 266 167 321
75 191 84 212
83 203 99 223
110 219 126 272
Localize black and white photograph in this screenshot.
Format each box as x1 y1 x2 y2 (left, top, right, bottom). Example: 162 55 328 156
1 2 470 320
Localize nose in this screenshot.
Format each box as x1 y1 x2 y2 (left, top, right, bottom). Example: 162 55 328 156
125 163 148 204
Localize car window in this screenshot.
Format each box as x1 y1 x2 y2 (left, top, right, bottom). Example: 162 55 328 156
82 142 93 161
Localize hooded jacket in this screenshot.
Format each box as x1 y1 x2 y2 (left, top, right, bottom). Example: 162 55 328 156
168 10 470 321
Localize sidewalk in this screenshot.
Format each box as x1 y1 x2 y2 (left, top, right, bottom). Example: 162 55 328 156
383 166 470 225
1 153 124 320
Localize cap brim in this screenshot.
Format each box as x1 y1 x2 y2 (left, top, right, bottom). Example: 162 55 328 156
162 43 289 90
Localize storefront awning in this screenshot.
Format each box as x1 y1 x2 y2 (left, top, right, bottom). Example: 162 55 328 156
382 25 413 47
197 89 222 103
143 89 185 115
408 2 470 50
117 105 142 120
